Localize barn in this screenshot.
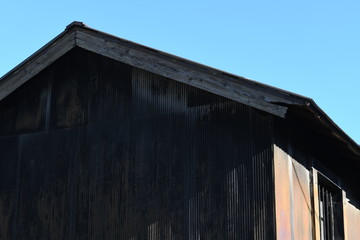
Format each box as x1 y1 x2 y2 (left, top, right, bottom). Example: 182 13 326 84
0 21 359 239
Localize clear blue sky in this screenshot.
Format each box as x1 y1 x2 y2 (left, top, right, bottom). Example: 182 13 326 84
1 0 359 143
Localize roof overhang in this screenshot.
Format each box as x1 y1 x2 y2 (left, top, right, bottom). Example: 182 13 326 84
1 21 359 158
0 22 308 118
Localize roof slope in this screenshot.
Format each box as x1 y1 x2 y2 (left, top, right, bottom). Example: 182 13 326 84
1 21 359 158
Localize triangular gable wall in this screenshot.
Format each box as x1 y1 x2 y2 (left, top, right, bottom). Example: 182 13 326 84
0 22 359 157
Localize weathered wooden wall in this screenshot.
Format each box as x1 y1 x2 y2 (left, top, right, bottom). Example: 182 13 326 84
0 47 276 239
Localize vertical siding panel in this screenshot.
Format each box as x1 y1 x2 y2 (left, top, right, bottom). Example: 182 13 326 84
250 107 275 240
344 200 360 240
274 144 313 240
274 145 292 240
0 49 276 239
0 136 18 240
292 159 312 240
186 102 275 240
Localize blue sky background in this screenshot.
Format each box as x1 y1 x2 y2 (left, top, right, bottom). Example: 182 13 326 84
1 0 359 143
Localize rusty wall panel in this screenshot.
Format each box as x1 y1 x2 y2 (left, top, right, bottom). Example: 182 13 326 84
274 145 312 240
291 159 312 240
274 115 360 240
345 201 360 240
0 48 276 239
274 145 292 240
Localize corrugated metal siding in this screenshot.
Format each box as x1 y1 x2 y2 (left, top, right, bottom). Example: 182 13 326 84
345 200 360 240
274 116 360 240
0 47 275 239
0 136 18 240
273 144 313 240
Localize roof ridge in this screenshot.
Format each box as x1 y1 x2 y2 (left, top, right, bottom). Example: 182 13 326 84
66 21 86 30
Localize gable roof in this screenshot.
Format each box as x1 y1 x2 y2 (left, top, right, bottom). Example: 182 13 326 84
1 21 359 158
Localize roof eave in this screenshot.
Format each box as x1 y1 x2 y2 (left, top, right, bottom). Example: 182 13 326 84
305 100 360 157
74 25 309 117
0 25 77 101
0 23 298 118
0 21 358 157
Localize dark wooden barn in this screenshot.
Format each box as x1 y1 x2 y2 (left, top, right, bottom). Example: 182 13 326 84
0 22 359 239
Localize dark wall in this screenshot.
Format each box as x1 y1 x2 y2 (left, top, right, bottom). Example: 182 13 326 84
0 48 275 239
